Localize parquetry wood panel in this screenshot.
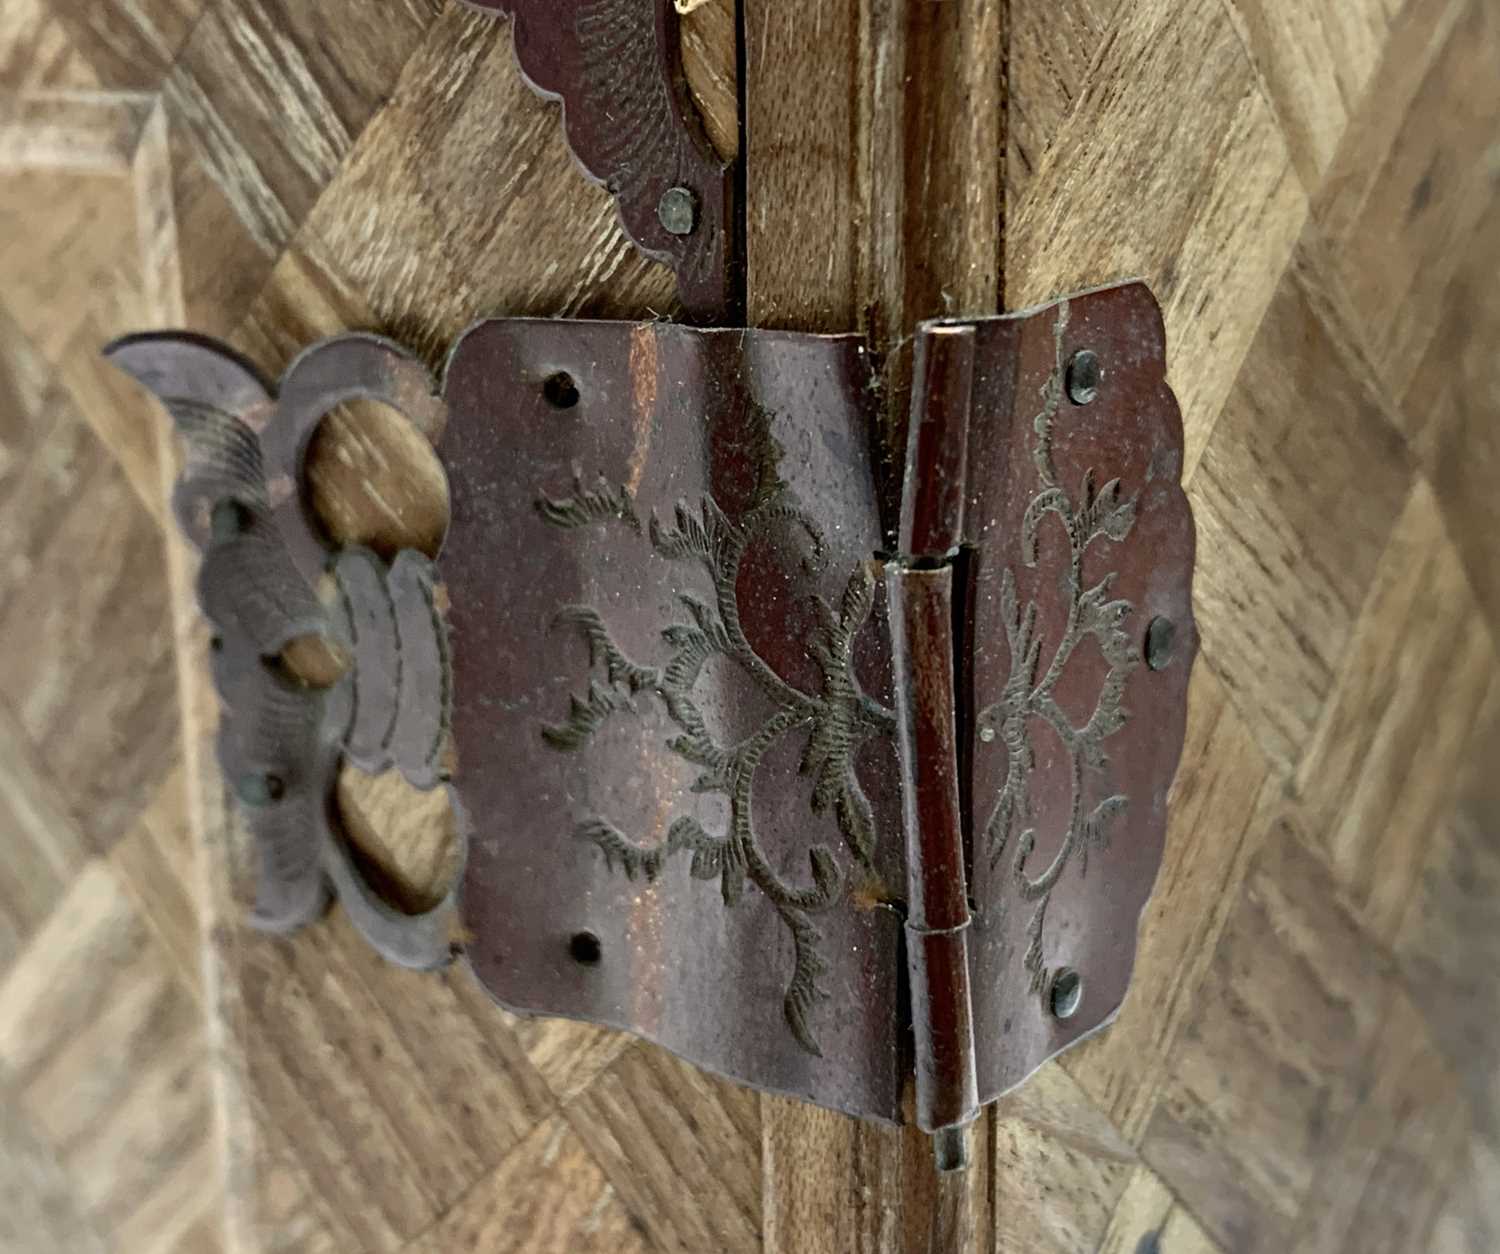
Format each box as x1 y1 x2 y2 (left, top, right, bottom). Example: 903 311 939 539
0 0 1497 1250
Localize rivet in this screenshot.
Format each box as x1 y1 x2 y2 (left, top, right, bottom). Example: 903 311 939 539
1145 616 1177 671
1065 349 1102 405
542 371 580 410
236 773 285 807
569 930 603 965
1050 968 1082 1020
658 185 698 236
979 726 997 744
211 499 252 540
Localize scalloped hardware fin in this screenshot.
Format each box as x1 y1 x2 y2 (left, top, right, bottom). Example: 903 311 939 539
462 0 739 322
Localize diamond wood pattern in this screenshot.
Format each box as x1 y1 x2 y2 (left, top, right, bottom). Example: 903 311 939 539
0 0 1497 1249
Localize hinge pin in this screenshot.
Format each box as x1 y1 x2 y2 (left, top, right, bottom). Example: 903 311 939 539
933 1124 972 1173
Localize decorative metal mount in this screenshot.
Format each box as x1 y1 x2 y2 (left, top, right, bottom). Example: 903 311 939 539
463 0 740 322
108 280 1195 1163
105 333 459 969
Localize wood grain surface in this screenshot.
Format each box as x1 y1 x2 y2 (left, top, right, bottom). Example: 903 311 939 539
745 2 1003 1248
1 0 1498 1250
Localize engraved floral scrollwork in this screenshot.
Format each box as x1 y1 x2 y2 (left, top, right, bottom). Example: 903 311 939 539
980 303 1141 993
536 408 894 1054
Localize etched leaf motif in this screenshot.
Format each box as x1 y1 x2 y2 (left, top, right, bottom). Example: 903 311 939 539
1079 472 1136 543
1020 486 1070 566
533 414 893 1055
575 817 668 880
801 564 884 868
536 470 641 534
783 911 832 1057
555 606 660 693
649 496 731 563
980 301 1142 994
1077 794 1128 875
746 406 789 509
540 679 635 751
1075 575 1135 667
689 841 725 881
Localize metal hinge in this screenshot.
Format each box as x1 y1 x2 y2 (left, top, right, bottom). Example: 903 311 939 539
107 279 1195 1168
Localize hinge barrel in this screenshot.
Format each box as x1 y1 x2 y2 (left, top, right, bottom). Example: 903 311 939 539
887 562 980 1153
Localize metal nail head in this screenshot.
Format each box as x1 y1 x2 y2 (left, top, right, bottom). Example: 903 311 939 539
932 1125 971 1173
658 185 698 236
1066 349 1102 405
236 773 285 807
212 499 252 540
1050 968 1083 1019
1145 616 1177 671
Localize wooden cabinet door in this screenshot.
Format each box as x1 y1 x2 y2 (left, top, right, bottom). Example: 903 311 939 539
752 1 1499 1248
1 0 1496 1251
983 3 1500 1251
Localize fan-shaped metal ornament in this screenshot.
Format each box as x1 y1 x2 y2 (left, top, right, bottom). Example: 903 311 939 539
462 0 739 322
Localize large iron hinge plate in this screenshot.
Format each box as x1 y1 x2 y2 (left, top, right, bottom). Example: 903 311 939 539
108 279 1195 1156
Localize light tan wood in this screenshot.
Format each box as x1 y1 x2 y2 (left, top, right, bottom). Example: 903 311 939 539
760 1097 911 1254
744 0 868 331
565 1046 761 1254
1007 0 1309 481
1188 238 1414 770
746 2 1004 1246
1061 670 1276 1143
404 1116 652 1253
1220 0 1399 191
0 861 218 1247
991 1062 1136 1252
2 0 1499 1249
680 0 738 161
0 1076 109 1254
1295 481 1495 935
1406 685 1500 1254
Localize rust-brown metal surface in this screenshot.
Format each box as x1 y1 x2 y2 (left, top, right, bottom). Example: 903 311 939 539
887 561 980 1135
441 281 1195 1125
440 320 909 1121
110 280 1193 1131
920 284 1197 1105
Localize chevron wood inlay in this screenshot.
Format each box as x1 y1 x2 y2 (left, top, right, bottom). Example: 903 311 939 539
1 0 1497 1250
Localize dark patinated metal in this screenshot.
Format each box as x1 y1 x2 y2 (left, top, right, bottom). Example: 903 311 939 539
440 280 1194 1130
892 281 1195 1142
463 0 738 322
105 333 459 968
441 318 909 1121
1065 347 1103 405
657 185 699 236
953 284 1196 1106
110 280 1195 1147
1050 968 1083 1019
1145 615 1179 671
887 562 979 1143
